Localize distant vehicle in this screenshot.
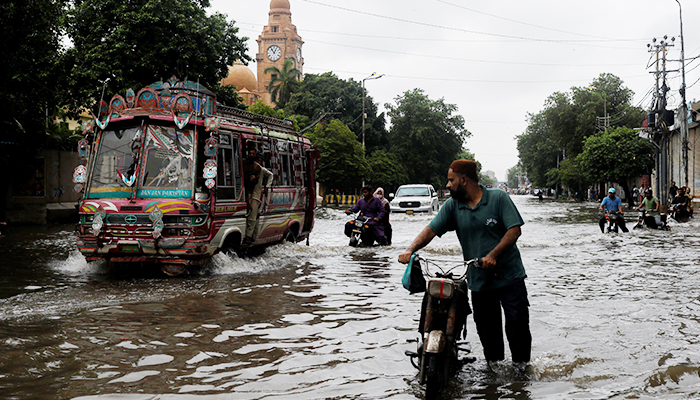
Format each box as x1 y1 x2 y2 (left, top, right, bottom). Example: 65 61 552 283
389 184 439 214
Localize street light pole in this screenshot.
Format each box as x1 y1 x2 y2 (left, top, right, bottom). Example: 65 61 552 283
674 0 689 188
361 72 384 186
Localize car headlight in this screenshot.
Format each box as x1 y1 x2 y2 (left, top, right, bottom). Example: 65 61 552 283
421 200 430 206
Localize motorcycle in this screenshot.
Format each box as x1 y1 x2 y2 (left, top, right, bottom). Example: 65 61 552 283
404 255 477 400
345 213 376 247
668 203 689 223
633 209 669 230
605 210 622 233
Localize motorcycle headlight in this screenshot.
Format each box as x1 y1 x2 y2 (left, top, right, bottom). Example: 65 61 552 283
427 279 455 299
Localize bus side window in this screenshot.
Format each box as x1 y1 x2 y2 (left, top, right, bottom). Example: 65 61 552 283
217 133 237 199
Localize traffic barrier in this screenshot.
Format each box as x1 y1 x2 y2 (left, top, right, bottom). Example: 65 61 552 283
324 195 359 206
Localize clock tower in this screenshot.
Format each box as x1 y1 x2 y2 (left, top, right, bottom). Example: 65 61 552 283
256 0 304 105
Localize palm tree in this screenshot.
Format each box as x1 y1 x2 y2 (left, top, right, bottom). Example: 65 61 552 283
264 58 302 108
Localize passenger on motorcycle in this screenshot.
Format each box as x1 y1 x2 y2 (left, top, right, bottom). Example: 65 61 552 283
599 188 629 233
637 189 661 229
373 187 393 245
671 187 691 221
344 185 387 245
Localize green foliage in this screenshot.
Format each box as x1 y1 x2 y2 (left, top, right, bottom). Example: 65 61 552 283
305 119 368 190
365 150 409 189
0 0 68 158
264 58 301 109
248 100 285 119
63 0 249 113
579 127 655 184
517 73 645 188
386 89 469 189
285 72 388 154
506 161 526 188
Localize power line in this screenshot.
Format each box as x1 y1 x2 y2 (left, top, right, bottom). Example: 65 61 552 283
298 0 646 44
238 27 642 69
435 0 611 40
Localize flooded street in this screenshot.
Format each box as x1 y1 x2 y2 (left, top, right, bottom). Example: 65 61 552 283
2 195 700 399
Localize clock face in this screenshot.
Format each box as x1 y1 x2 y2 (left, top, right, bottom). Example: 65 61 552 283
296 48 301 63
267 45 281 61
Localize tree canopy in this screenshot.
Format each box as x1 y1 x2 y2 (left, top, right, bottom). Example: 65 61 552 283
516 73 646 190
579 127 655 205
63 0 249 113
285 72 388 154
305 119 368 191
385 89 470 189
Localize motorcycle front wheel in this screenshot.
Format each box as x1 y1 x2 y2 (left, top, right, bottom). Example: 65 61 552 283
424 353 442 400
349 233 360 247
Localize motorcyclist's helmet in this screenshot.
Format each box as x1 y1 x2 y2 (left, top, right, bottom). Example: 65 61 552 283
608 188 616 194
645 188 652 195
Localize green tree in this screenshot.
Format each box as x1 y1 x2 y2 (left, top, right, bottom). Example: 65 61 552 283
0 0 69 220
264 58 301 109
365 150 409 191
386 89 469 188
285 72 388 153
579 127 655 207
517 73 645 192
506 161 526 189
248 100 285 119
305 119 367 191
63 0 249 113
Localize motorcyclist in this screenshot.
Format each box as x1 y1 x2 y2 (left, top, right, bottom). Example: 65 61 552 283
344 185 387 245
373 187 392 245
637 188 661 229
671 187 691 221
599 188 629 233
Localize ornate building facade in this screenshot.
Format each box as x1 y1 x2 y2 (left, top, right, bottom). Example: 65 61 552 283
222 0 303 106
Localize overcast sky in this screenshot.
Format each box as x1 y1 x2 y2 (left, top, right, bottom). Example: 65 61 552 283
209 0 700 182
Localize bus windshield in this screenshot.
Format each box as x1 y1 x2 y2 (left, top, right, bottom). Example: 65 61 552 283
88 127 140 198
138 125 194 198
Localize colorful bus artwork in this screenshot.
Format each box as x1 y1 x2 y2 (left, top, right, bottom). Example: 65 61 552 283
74 76 318 275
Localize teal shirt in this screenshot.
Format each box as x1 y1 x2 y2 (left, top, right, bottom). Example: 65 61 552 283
428 185 526 292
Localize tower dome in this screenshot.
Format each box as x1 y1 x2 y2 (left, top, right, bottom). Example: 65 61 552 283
221 61 258 92
270 0 290 11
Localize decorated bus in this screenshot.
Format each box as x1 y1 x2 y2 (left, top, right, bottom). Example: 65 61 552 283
74 76 318 275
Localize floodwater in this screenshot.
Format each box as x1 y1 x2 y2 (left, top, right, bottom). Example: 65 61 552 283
1 195 700 399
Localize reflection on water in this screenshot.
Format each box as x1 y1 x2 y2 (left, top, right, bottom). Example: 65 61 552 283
1 196 700 399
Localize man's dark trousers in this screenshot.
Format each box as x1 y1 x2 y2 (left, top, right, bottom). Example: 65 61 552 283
471 277 531 363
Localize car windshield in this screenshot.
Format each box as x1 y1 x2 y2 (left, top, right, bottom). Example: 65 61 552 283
88 127 140 198
396 187 430 197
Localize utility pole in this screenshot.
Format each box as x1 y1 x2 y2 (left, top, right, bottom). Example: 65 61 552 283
647 37 673 205
674 0 689 189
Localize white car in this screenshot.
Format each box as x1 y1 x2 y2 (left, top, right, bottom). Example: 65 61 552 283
389 184 440 214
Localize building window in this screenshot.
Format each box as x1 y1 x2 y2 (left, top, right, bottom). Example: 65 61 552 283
271 26 278 32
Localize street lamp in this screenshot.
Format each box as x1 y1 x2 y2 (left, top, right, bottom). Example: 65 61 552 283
361 72 384 186
587 87 608 130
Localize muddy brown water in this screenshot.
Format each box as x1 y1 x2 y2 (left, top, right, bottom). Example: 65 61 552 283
1 196 700 399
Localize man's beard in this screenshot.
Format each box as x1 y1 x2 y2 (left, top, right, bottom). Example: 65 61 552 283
449 185 467 200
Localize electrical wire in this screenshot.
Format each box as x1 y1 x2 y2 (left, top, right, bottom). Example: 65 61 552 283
297 0 646 44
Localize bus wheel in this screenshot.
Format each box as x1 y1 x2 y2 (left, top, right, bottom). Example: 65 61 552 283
285 229 297 243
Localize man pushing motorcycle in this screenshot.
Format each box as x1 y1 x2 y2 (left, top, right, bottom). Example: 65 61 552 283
398 159 531 373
